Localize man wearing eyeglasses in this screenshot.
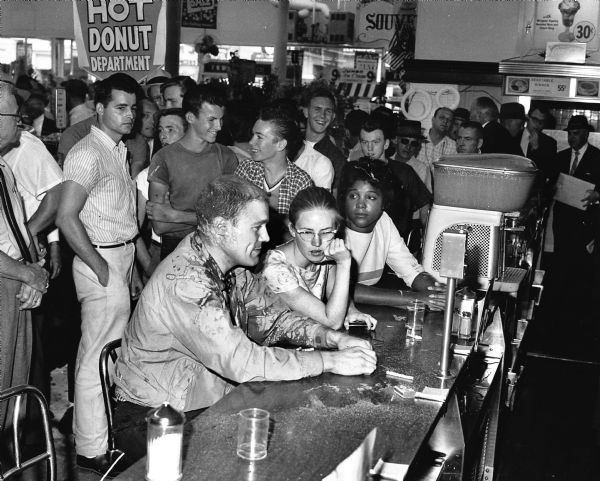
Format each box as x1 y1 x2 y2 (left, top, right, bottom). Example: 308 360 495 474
416 107 457 173
111 176 376 465
0 76 49 430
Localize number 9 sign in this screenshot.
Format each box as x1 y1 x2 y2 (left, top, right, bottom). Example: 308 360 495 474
574 21 596 43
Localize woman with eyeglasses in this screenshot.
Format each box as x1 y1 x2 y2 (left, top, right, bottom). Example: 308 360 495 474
339 158 445 309
259 186 377 330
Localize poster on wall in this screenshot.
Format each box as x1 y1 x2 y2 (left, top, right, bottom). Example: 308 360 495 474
533 0 600 51
73 0 166 82
355 0 416 82
182 0 218 29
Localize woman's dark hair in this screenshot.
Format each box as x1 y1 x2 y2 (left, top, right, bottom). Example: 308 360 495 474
337 157 399 216
289 187 342 227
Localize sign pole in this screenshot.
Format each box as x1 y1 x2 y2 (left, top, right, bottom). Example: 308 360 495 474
273 0 289 82
165 0 182 77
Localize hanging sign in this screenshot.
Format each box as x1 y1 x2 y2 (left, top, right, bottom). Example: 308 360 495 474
73 0 167 81
533 1 600 50
182 0 218 29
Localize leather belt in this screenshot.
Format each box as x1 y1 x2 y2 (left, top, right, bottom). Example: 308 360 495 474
92 238 135 249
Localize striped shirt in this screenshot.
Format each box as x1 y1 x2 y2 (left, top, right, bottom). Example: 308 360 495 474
63 126 137 244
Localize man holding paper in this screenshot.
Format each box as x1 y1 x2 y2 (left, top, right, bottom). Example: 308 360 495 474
552 115 600 314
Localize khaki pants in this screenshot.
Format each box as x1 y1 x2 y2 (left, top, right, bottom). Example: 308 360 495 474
72 244 134 457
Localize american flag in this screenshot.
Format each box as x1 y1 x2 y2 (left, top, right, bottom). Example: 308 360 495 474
383 11 416 72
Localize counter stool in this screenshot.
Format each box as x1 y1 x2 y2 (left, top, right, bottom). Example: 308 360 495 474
0 384 56 481
99 339 122 455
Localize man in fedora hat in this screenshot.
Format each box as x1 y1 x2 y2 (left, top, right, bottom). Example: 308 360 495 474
549 114 600 321
470 97 522 155
393 119 432 192
417 107 456 172
500 102 527 142
355 116 431 239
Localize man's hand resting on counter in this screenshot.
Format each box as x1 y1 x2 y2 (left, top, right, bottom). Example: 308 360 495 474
321 347 377 376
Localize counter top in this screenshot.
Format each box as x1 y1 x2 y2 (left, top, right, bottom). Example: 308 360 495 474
116 305 466 481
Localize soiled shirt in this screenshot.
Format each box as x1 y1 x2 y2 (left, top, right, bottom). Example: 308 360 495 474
235 159 313 214
345 212 423 286
114 233 325 411
63 126 137 244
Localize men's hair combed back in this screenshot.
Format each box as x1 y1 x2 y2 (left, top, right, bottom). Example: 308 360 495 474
94 73 141 107
195 175 267 237
433 107 453 118
337 158 398 213
288 187 341 227
158 108 187 127
304 87 336 109
259 106 300 148
475 96 499 118
459 121 484 139
160 75 196 96
183 84 226 116
361 115 387 138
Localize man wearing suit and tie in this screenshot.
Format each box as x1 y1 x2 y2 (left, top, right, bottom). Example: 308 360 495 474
470 97 522 155
551 115 600 319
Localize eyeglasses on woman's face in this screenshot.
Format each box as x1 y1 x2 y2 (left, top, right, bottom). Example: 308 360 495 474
294 228 337 243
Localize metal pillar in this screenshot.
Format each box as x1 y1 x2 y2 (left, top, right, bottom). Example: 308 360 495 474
272 0 289 81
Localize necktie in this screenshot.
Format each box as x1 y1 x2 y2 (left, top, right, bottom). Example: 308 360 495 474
0 165 32 263
223 271 238 326
570 150 580 175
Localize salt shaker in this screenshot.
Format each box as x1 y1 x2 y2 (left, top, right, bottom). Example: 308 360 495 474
146 402 185 481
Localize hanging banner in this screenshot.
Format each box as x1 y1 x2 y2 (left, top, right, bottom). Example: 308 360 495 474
355 0 416 82
182 0 218 29
73 0 167 82
533 0 600 50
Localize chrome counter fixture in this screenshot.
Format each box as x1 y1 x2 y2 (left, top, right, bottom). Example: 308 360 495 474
437 228 468 379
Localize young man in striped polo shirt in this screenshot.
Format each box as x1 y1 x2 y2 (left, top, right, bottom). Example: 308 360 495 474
56 73 140 477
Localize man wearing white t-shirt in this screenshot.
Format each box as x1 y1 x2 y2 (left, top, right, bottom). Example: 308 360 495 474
295 89 338 190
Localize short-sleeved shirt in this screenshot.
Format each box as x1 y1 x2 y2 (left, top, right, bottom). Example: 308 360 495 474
0 160 29 260
344 212 423 287
235 159 313 214
4 131 63 242
417 135 457 172
63 126 137 244
148 142 238 238
261 248 331 299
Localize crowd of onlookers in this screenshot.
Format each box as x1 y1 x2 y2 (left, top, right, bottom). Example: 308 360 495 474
1 68 599 477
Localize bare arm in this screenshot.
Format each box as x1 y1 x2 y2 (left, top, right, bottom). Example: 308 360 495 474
147 181 196 235
27 183 63 237
0 250 48 291
56 180 109 286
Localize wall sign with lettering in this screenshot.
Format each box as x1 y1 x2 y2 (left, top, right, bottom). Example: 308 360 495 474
73 0 166 81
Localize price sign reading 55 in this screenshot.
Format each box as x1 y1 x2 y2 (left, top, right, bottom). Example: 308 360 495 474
575 21 596 43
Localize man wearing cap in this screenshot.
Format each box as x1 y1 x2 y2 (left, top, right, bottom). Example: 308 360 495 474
470 97 522 155
417 107 456 172
456 121 484 154
551 115 600 319
449 107 470 141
